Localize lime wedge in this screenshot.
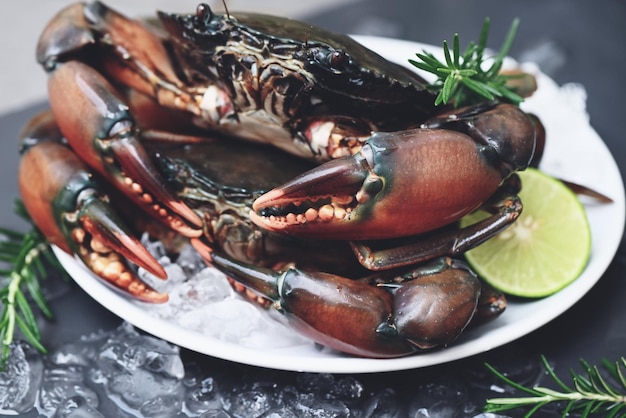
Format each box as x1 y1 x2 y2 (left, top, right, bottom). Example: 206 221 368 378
460 168 591 298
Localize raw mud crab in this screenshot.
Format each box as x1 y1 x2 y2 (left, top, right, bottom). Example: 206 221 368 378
18 2 541 357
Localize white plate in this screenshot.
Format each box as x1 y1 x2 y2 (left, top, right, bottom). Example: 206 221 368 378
55 36 625 374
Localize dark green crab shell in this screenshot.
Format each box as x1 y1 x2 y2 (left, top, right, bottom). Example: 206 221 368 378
157 4 437 129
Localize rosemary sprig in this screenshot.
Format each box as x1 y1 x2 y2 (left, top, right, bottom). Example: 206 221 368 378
485 355 626 417
409 18 524 107
0 200 60 368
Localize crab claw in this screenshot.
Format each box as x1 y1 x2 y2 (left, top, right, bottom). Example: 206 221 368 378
252 127 507 240
19 113 168 303
252 103 536 242
209 252 480 357
46 60 202 238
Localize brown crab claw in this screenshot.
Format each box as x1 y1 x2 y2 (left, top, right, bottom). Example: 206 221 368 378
252 128 509 241
106 134 203 236
209 252 415 358
47 60 202 238
19 136 168 303
78 195 167 280
251 155 369 240
73 194 170 303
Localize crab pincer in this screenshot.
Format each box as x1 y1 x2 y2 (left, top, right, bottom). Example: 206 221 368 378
209 252 481 358
251 103 535 270
19 111 169 302
44 61 203 237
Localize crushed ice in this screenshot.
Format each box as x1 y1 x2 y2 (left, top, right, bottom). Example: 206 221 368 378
0 322 533 416
134 233 308 350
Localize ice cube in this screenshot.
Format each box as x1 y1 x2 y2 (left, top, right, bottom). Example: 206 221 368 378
361 388 401 418
0 341 43 414
407 380 474 418
139 394 183 418
138 259 186 293
53 395 106 418
293 393 351 417
185 376 222 414
140 233 168 260
96 323 185 413
49 342 98 367
228 389 271 418
175 242 207 276
174 267 235 308
98 323 184 380
39 365 99 413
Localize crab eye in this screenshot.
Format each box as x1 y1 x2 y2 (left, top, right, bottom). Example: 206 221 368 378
196 3 214 26
328 50 348 70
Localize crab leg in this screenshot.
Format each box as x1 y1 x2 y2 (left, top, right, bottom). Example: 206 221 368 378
19 111 168 303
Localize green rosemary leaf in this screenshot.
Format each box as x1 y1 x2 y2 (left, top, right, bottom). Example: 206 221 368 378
581 399 595 418
584 362 612 395
493 84 524 105
573 369 593 393
441 74 458 105
541 355 573 393
461 41 477 64
14 290 39 340
594 365 621 398
443 40 454 67
476 17 490 63
563 400 576 417
616 361 626 389
31 253 46 277
14 314 47 354
484 362 544 396
0 331 8 368
483 402 523 413
0 254 18 263
461 77 495 100
525 401 547 417
411 52 442 69
494 18 520 67
606 403 625 418
0 305 9 330
453 33 460 67
24 271 52 318
0 240 23 253
0 227 24 241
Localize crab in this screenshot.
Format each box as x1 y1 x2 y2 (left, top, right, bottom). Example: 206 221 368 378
18 2 540 358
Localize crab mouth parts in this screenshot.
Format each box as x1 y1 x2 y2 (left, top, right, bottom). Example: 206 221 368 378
256 195 357 225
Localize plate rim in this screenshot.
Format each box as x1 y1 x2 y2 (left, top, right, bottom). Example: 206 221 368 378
56 35 625 374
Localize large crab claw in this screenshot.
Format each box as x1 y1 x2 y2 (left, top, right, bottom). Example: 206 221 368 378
251 103 535 269
19 111 168 303
209 252 481 358
45 60 203 238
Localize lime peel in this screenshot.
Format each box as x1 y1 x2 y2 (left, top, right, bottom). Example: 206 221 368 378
460 168 591 298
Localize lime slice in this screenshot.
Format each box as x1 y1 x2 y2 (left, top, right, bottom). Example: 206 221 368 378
460 168 591 298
